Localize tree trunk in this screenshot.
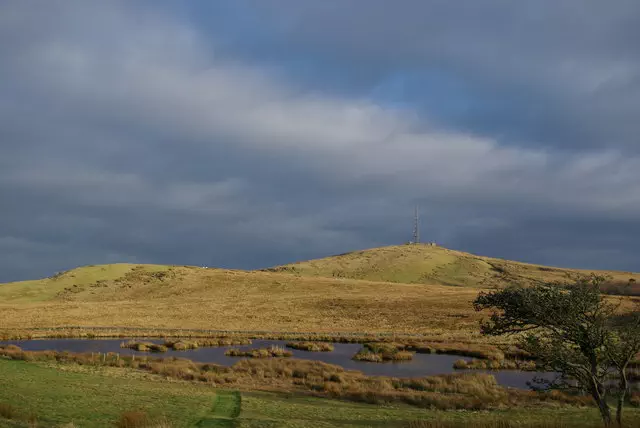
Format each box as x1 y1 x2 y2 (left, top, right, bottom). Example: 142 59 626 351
596 395 613 427
590 379 612 427
616 367 628 427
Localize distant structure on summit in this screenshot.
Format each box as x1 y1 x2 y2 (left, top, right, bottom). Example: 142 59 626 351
412 205 420 244
408 205 436 246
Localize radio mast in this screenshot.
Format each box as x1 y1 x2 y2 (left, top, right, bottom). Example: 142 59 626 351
412 205 420 244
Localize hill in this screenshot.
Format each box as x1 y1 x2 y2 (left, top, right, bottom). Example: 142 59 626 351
0 263 482 337
1 245 638 336
263 244 640 293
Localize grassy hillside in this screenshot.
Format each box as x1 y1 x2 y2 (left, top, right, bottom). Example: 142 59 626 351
0 263 171 303
0 264 484 338
264 244 640 292
0 245 638 336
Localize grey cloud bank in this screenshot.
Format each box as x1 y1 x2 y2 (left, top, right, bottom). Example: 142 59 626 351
0 1 639 281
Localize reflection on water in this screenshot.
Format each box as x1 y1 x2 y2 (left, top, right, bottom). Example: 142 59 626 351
1 338 558 389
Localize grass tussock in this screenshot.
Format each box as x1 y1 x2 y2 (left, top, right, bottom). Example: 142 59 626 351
453 358 538 371
405 341 505 360
225 345 292 358
352 350 383 362
116 411 150 428
352 343 415 362
162 337 251 351
0 403 16 419
120 341 168 353
285 341 334 352
115 410 172 428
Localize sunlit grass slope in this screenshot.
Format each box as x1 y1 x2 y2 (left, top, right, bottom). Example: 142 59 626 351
0 264 483 337
1 245 637 335
265 244 640 290
0 264 171 303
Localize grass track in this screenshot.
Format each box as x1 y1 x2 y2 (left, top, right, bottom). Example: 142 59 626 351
197 391 241 427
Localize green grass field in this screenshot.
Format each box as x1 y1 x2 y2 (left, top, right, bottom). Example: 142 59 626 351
1 359 639 428
0 359 216 427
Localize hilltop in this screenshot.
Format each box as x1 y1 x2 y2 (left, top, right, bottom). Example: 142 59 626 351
264 244 640 293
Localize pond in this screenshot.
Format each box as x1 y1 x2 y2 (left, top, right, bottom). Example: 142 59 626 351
0 338 561 389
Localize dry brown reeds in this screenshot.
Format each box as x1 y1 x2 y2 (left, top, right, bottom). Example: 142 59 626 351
452 358 538 371
352 343 415 362
0 403 16 420
225 345 292 358
120 341 168 353
285 341 334 352
163 337 252 350
116 411 150 428
405 341 505 360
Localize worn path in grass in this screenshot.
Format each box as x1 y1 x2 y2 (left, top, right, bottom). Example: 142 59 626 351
197 391 241 428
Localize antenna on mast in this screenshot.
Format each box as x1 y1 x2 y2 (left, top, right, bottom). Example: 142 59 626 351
412 205 420 244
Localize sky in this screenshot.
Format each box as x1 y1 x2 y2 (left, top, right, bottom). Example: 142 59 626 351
1 1 640 282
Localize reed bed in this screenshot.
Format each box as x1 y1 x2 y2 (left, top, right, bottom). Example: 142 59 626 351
120 341 168 353
352 343 416 362
285 341 334 352
225 345 292 358
453 358 539 371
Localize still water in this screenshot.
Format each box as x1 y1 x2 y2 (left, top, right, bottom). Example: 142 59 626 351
1 338 559 389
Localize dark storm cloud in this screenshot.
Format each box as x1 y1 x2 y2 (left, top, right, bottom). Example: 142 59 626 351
205 0 640 151
0 1 639 281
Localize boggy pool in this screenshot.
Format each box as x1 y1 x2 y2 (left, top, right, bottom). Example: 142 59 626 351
1 338 557 389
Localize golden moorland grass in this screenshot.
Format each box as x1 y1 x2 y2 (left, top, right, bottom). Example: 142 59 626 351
1 245 638 342
0 264 486 339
